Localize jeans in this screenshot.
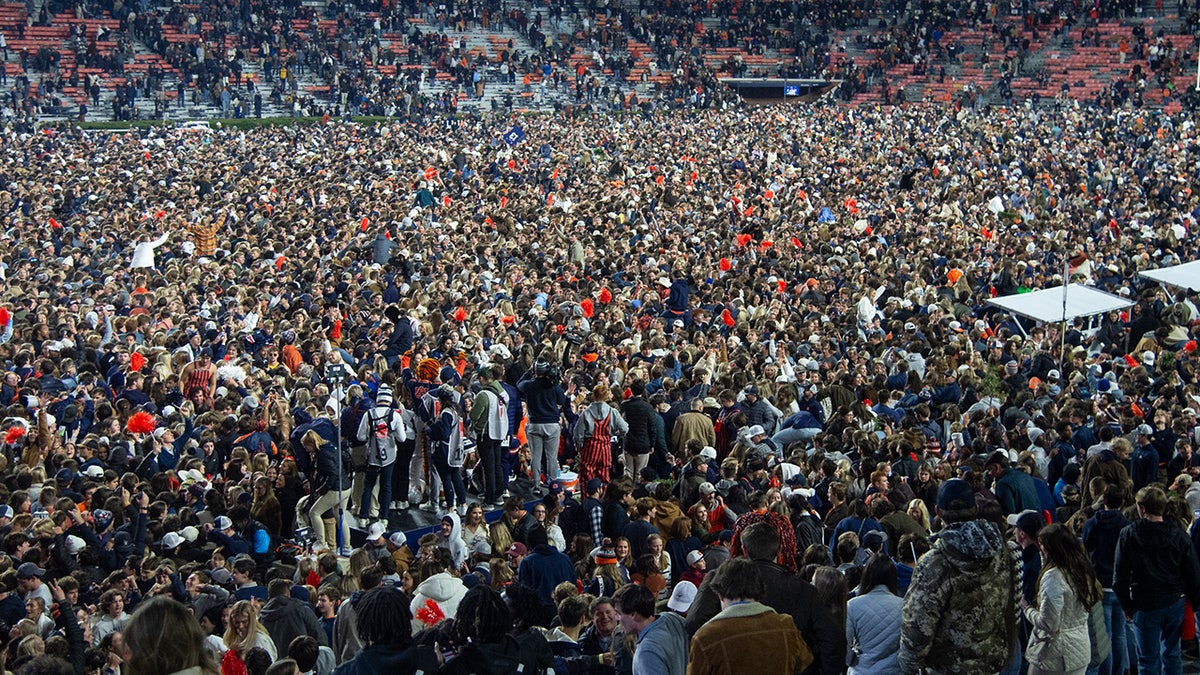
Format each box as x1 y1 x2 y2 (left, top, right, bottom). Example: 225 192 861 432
771 426 820 450
478 437 503 502
392 439 416 504
527 422 561 484
1133 596 1185 675
1088 590 1128 675
358 462 393 521
431 450 468 509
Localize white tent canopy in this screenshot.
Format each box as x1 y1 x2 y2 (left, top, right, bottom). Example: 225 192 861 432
985 283 1134 325
1138 260 1200 292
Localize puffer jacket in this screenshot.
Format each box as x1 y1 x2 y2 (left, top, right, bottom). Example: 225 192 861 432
621 396 656 454
898 519 1019 675
847 585 904 675
1023 567 1091 673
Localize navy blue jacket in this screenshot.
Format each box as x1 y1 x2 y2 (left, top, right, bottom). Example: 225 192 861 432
517 374 567 425
517 545 577 608
1083 509 1132 588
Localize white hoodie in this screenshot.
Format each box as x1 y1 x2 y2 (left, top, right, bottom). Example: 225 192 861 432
409 571 467 634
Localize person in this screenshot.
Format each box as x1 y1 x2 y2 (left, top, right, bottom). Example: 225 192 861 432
468 366 511 505
334 566 384 664
688 521 843 675
581 479 606 549
259 578 327 658
296 430 353 556
613 582 688 675
355 384 405 525
986 451 1043 516
623 498 659 561
441 585 546 675
574 385 629 485
122 596 220 675
686 557 811 675
1080 483 1131 675
846 552 904 675
1009 509 1045 610
621 380 657 480
222 599 278 674
435 513 470 570
1114 486 1200 675
517 525 576 624
332 587 438 675
519 360 567 491
899 478 1019 675
576 596 626 673
408 555 466 634
542 594 590 667
426 385 469 516
1021 524 1100 675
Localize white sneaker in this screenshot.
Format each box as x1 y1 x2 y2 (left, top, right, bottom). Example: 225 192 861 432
421 501 438 513
398 501 410 510
456 504 467 517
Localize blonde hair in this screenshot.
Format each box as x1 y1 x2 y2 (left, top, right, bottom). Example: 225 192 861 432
301 430 325 450
222 600 268 655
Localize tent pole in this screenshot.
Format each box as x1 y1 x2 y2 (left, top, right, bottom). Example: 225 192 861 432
1060 261 1070 368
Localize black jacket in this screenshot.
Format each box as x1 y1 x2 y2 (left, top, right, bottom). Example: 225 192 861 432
260 594 327 655
1115 518 1200 613
337 643 439 675
314 441 352 494
685 558 845 675
621 397 656 454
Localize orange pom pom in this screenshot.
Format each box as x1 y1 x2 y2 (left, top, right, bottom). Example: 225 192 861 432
127 411 157 435
722 309 735 327
4 426 26 445
580 298 594 318
719 258 731 272
453 307 467 323
130 352 146 372
599 288 613 304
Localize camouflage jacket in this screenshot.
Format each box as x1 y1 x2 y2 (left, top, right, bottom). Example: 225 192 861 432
898 518 1020 675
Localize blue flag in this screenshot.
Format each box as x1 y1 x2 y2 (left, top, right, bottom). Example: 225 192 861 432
503 125 526 146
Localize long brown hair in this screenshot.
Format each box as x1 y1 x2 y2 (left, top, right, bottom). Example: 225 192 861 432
1037 523 1102 608
125 596 220 675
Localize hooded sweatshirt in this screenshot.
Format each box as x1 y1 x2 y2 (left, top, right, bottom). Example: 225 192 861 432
899 519 1019 675
437 512 469 569
409 571 467 634
573 401 629 446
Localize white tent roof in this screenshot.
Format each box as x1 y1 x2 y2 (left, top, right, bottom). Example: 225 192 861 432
1138 260 1200 292
985 284 1133 324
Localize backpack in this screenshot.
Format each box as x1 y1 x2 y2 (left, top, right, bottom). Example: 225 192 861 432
365 407 391 463
481 389 510 441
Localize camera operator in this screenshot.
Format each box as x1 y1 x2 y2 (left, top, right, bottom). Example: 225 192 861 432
518 359 568 495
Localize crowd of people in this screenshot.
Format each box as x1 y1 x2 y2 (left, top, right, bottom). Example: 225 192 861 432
8 0 1200 123
0 94 1198 675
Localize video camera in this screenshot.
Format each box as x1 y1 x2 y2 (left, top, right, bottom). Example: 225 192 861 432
533 359 560 381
